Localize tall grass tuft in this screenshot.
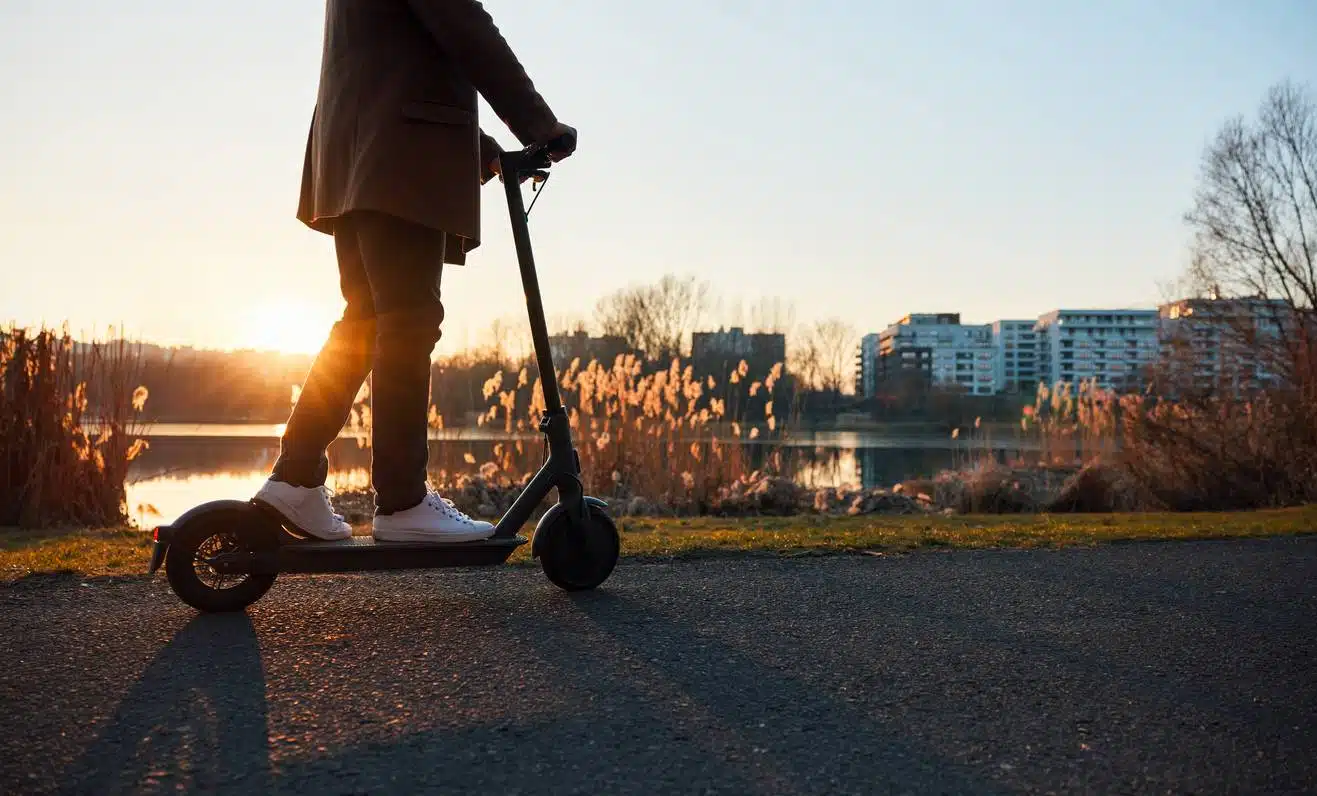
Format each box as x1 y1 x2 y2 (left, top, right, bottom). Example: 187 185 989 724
1012 377 1317 511
1117 391 1317 510
1018 379 1124 466
0 326 149 528
431 356 790 513
338 355 790 513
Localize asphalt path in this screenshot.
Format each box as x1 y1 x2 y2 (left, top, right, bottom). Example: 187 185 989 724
3 537 1316 794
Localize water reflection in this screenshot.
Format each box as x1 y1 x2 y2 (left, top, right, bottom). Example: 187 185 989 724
125 437 369 528
125 426 1037 526
132 422 532 442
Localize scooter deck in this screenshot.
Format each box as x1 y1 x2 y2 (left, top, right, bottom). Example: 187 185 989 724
273 535 527 574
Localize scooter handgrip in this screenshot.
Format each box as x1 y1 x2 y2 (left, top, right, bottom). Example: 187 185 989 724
543 130 577 158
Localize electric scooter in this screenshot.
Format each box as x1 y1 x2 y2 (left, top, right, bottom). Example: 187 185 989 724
148 133 620 613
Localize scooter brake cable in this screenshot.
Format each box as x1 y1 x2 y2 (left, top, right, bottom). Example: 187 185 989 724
525 173 550 218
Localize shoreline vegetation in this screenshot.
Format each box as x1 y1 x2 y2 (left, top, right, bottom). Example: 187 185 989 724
1 328 149 529
5 323 1317 533
5 507 1316 581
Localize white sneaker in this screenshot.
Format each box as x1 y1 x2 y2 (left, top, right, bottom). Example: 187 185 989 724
372 490 495 543
253 479 353 541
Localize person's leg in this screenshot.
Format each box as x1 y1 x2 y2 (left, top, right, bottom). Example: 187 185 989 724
350 210 445 514
352 210 493 542
255 217 376 539
270 219 377 487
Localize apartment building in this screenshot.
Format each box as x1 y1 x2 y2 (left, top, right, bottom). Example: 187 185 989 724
855 333 881 397
692 327 787 362
691 327 787 377
547 331 630 366
1158 296 1292 393
857 298 1306 398
1035 309 1160 390
861 313 997 396
990 320 1040 394
857 308 1163 397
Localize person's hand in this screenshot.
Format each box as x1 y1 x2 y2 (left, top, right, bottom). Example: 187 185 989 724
539 122 577 161
488 156 543 184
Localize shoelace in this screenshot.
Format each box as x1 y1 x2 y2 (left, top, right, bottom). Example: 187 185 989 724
315 486 346 521
425 492 473 524
316 487 337 513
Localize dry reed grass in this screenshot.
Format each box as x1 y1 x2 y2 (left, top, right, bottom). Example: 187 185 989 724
1 326 150 528
335 360 1316 514
944 377 1317 512
337 355 789 514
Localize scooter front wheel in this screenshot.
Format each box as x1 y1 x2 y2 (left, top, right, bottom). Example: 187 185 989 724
166 519 276 613
538 502 620 591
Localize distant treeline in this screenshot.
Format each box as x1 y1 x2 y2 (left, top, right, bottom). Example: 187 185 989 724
125 341 1023 428
131 343 793 425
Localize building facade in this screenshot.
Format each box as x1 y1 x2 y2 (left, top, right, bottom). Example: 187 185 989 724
855 333 880 397
856 302 1305 398
859 313 997 396
990 320 1040 394
691 327 787 373
547 331 630 367
1157 297 1292 394
856 308 1168 397
1035 309 1160 390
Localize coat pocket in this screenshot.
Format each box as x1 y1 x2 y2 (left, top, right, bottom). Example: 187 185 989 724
401 101 474 125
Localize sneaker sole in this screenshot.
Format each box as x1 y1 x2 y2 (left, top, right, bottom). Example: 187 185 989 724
371 527 496 544
253 496 353 541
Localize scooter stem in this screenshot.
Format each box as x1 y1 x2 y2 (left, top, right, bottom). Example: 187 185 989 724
500 150 563 415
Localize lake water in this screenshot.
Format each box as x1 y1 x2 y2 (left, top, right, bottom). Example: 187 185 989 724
124 423 1037 527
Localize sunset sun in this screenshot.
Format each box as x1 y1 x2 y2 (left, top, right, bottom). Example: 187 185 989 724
237 300 332 354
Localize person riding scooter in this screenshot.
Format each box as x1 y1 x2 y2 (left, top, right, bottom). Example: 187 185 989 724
253 0 577 545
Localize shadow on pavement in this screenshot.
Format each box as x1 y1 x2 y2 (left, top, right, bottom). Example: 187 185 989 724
262 585 998 794
60 613 271 795
541 589 1001 795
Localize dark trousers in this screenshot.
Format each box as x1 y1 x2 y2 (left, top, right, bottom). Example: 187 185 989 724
271 210 446 514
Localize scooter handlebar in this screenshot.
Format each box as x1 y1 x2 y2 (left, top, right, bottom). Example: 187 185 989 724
520 130 577 170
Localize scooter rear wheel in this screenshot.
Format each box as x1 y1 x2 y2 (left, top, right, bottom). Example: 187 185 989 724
166 518 276 613
538 503 620 591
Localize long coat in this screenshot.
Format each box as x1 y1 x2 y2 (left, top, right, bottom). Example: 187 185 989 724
297 0 559 264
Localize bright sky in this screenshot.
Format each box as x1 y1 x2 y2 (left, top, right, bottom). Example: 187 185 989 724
2 1 1315 354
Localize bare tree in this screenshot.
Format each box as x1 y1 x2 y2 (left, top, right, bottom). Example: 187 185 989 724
707 295 796 335
789 318 856 393
748 297 797 334
813 318 857 394
1185 80 1317 388
787 334 822 391
712 295 745 331
595 274 710 361
478 316 533 365
548 314 589 337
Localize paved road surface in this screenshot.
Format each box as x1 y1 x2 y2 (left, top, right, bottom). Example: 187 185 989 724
3 537 1316 794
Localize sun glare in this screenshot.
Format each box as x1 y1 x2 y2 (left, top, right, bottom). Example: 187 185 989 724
238 301 332 354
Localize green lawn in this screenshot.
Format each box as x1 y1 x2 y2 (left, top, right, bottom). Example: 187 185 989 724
3 506 1315 580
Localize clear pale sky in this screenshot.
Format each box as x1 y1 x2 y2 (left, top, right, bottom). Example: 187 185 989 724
2 1 1315 354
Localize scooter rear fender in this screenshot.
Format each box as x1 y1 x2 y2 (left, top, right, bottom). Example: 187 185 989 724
148 500 283 574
